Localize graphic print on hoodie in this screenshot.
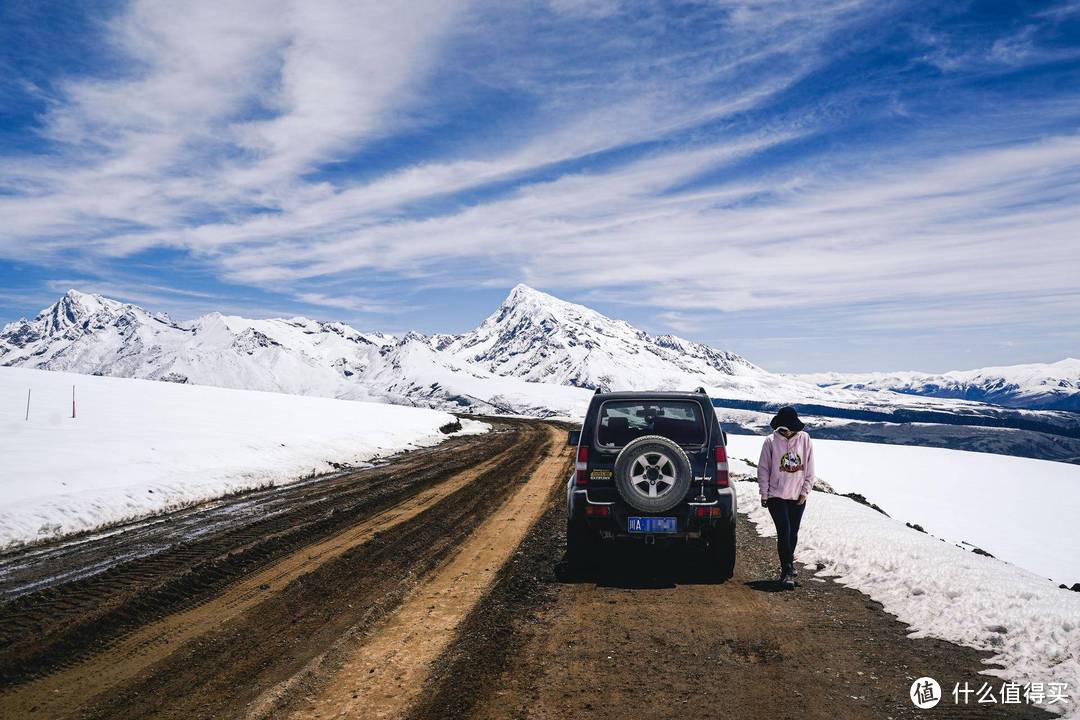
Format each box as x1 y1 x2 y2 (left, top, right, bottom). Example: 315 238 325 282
779 450 804 473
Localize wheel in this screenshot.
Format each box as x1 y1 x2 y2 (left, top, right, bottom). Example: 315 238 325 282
613 436 693 513
705 521 736 579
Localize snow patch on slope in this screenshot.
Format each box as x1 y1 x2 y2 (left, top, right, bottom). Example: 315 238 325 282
364 334 594 417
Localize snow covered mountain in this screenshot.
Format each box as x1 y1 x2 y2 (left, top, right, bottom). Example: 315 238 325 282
0 288 599 416
3 286 1078 435
0 285 818 412
438 284 802 397
796 359 1080 413
0 290 394 401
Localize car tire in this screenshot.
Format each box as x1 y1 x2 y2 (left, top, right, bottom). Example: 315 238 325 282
706 521 736 579
613 435 693 513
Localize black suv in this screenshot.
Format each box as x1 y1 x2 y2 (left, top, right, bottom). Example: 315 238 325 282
565 389 736 577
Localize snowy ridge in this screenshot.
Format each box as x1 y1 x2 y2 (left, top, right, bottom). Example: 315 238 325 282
796 359 1080 412
362 334 594 417
0 288 599 416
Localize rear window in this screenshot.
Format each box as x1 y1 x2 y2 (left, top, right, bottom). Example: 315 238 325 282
595 400 706 449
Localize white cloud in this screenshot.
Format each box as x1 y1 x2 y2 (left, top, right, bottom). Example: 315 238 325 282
1 0 1078 351
209 131 1080 326
293 292 406 315
0 0 466 256
0 0 868 259
546 0 621 19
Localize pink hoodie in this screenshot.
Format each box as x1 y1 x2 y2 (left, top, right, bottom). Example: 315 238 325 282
757 430 815 502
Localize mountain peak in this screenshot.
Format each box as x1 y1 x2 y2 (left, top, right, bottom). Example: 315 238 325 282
436 282 761 392
503 283 561 307
52 289 127 320
37 289 126 331
63 288 98 302
498 283 609 324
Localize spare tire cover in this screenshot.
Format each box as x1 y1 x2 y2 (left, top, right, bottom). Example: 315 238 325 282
613 435 693 513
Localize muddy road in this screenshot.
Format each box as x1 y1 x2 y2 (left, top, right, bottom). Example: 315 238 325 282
0 419 1048 719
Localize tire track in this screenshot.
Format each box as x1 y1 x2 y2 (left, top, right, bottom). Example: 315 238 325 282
0 426 516 685
0 420 552 719
269 424 572 720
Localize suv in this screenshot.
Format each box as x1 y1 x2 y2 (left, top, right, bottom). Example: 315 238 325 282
565 389 736 577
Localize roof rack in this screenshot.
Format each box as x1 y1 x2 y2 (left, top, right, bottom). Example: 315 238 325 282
695 387 706 394
594 387 602 394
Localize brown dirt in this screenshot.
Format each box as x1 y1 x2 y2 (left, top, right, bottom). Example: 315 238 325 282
409 481 1056 720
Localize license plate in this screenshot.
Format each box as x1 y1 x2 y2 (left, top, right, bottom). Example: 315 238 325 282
628 516 677 533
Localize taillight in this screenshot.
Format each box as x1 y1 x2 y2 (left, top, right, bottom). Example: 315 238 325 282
714 445 729 488
584 505 610 517
575 446 589 486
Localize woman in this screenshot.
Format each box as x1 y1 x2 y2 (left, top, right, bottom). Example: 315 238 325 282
756 406 815 589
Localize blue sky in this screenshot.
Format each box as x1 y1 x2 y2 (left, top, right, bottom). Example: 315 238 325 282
1 0 1079 373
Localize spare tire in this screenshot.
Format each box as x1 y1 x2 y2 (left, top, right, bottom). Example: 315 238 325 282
613 436 693 513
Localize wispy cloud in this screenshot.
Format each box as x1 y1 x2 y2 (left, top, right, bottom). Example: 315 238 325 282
214 132 1080 320
0 0 867 260
1 0 1079 370
0 0 467 256
293 292 409 315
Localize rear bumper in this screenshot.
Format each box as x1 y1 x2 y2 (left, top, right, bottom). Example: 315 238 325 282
570 487 735 539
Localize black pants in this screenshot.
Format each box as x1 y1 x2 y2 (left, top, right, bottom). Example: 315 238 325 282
766 498 805 571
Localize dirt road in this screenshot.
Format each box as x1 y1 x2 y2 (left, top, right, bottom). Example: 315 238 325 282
0 419 1050 719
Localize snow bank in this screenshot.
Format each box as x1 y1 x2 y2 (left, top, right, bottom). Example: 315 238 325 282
0 367 482 549
726 433 1080 584
735 480 1080 716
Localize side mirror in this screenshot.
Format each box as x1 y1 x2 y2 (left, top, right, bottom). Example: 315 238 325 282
567 429 581 447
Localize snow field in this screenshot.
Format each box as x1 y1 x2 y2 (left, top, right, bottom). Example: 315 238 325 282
0 367 485 549
726 433 1080 584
